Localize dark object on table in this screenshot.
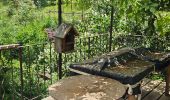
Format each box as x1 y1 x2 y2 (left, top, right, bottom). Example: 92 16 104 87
133 47 170 70
69 48 155 85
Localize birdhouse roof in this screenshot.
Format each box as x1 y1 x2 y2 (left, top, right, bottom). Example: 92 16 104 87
54 23 78 38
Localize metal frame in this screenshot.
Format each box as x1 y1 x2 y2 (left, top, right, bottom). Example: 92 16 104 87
0 44 23 100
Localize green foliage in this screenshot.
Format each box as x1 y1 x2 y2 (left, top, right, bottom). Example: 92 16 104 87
72 0 169 37
156 11 170 36
0 0 170 99
64 0 92 10
75 14 110 36
0 2 58 98
0 0 59 44
148 72 164 81
73 0 169 50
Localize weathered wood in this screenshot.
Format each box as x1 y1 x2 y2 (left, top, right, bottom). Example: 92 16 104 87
139 79 170 100
142 82 165 100
49 75 126 100
165 64 170 96
159 93 170 100
45 78 170 100
141 80 162 99
141 78 151 87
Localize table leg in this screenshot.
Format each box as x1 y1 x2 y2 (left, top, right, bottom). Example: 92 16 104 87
128 94 136 100
137 94 141 100
127 82 142 100
165 64 170 96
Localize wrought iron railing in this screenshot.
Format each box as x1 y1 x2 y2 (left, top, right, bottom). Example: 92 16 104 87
0 34 169 100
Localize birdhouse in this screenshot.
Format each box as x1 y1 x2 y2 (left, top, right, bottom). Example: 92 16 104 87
52 23 78 53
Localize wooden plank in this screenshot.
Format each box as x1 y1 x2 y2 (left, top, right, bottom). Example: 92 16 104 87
141 80 162 99
142 82 165 100
159 82 170 100
159 93 170 100
142 78 151 87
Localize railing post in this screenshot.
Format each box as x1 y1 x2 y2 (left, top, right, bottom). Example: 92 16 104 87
27 46 32 98
58 53 62 79
58 0 62 80
109 6 114 52
0 51 2 99
81 8 84 21
18 43 23 100
58 0 62 25
88 37 91 59
49 42 52 84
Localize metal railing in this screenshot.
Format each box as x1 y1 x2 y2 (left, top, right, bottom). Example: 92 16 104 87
1 1 170 99
0 34 169 100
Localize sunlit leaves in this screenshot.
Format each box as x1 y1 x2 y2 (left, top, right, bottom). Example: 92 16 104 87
156 11 170 36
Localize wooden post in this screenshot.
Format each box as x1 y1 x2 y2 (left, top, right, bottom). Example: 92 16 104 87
58 0 62 79
165 64 170 96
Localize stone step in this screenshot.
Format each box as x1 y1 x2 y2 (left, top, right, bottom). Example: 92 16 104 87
42 96 55 100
